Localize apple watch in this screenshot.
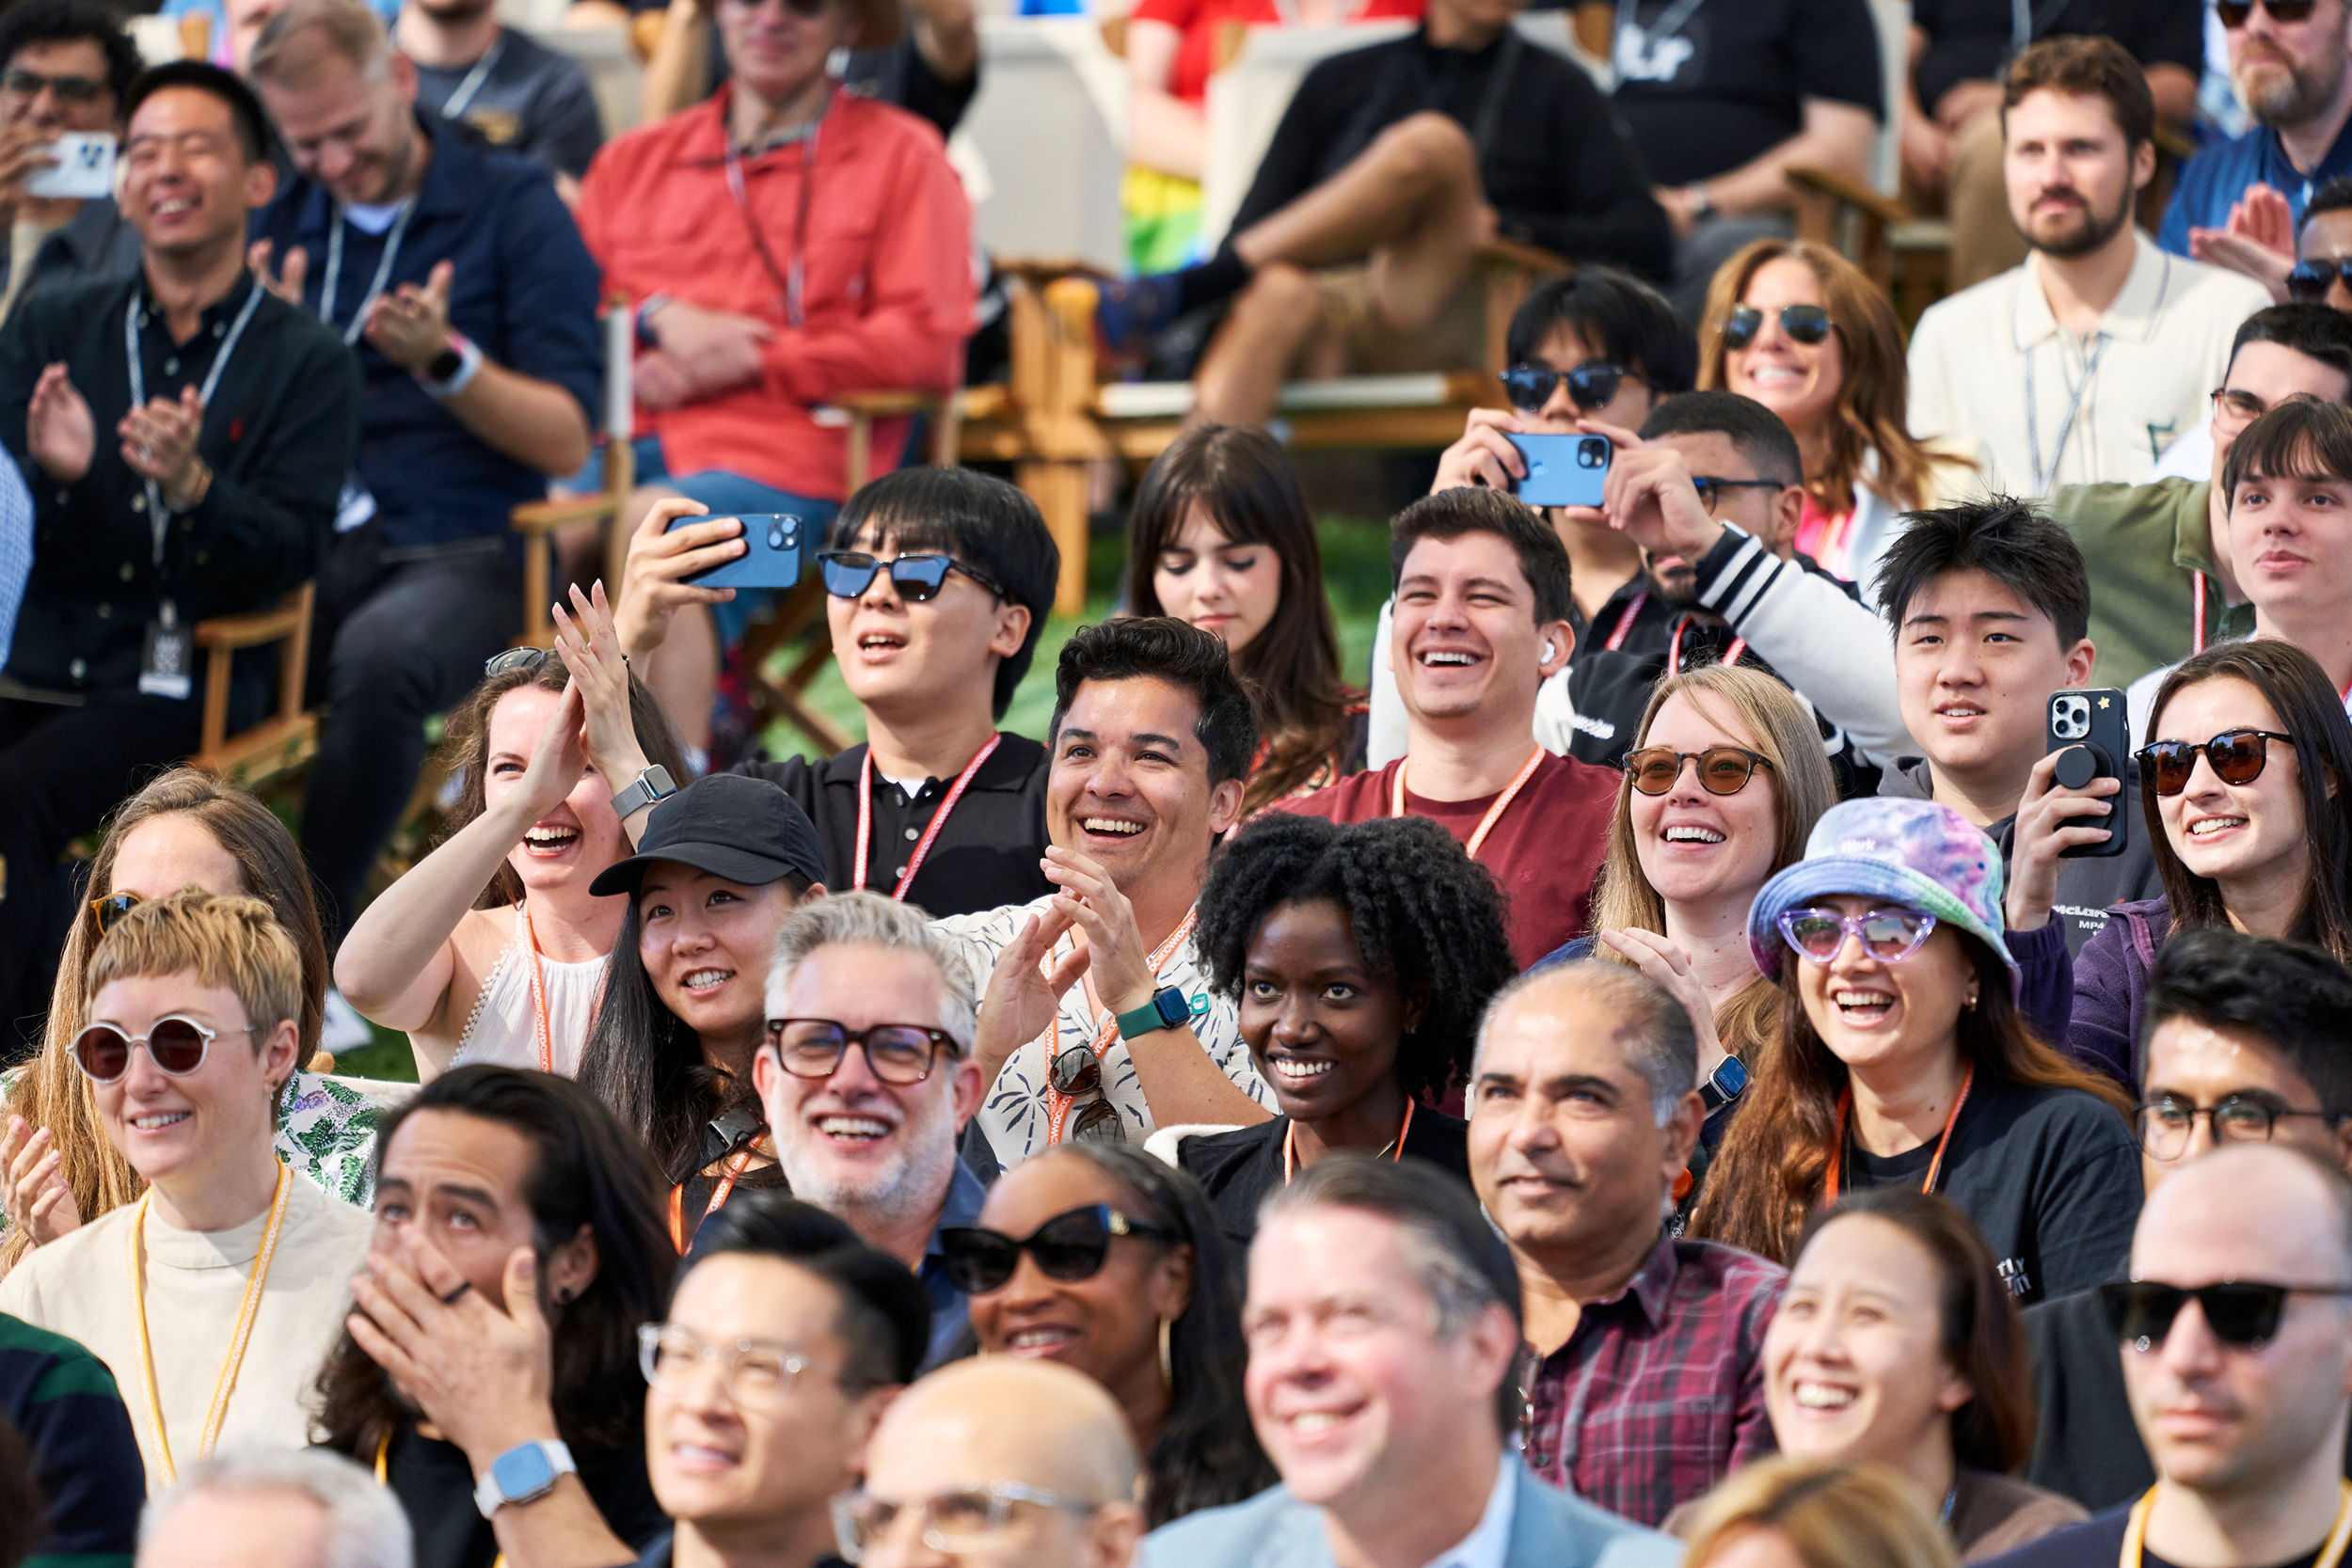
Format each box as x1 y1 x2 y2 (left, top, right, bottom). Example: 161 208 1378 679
610 764 678 818
416 330 484 400
473 1438 577 1519
1115 987 1192 1041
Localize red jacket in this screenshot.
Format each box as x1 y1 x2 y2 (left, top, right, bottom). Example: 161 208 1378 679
577 84 974 500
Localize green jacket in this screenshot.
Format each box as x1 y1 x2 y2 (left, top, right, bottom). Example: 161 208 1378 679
2047 477 2255 691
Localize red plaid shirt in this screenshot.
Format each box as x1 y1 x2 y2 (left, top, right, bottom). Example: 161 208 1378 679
1522 1230 1785 1527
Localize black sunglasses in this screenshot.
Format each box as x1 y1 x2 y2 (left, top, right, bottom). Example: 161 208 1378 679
1 68 103 103
1722 304 1834 352
818 551 1002 604
1498 360 1649 414
2288 259 2352 302
1623 745 1774 797
2100 1278 2352 1349
2217 0 2316 25
485 646 557 678
2134 729 2296 796
937 1204 1177 1295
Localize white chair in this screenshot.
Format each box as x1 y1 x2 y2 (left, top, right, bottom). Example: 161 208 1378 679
957 17 1130 273
532 24 645 138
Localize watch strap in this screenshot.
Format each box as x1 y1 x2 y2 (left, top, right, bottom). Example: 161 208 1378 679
416 330 483 400
472 1438 577 1519
610 764 678 818
1698 1053 1750 1114
1116 987 1189 1040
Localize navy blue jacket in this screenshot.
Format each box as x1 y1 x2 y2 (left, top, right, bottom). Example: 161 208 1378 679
2160 115 2352 256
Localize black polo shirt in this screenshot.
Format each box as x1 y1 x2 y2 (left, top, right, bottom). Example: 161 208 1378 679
738 733 1053 918
367 1423 670 1568
1912 0 2201 122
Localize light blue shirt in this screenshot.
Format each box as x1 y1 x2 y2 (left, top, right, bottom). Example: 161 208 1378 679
1425 1458 1516 1568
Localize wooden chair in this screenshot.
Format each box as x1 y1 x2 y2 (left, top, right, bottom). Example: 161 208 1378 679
190 584 320 791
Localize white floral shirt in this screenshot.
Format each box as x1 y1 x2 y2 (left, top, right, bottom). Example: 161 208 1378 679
935 895 1271 1167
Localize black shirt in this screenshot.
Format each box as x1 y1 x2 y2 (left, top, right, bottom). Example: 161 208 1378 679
415 25 607 181
738 734 1053 919
1981 1501 2334 1568
1611 0 1884 187
1912 0 2201 123
1569 570 1676 667
1178 1114 1473 1252
372 1424 671 1568
1232 28 1674 277
0 270 359 721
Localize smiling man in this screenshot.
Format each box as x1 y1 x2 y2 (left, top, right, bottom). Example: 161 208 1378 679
1278 487 1614 970
1468 961 1782 1528
945 617 1274 1174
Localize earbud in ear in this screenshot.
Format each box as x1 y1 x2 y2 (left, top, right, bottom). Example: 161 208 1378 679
1540 641 1558 662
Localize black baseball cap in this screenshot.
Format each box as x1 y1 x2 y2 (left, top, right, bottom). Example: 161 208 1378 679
590 774 827 898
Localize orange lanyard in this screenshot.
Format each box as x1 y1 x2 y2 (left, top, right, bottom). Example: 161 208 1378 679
1605 592 1648 652
668 1144 757 1254
1391 748 1544 862
853 734 1002 899
1042 908 1199 1146
1668 618 1747 672
516 902 551 1074
1824 1064 1974 1201
1281 1099 1413 1182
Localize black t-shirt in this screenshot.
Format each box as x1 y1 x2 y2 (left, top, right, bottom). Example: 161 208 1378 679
1612 0 1885 187
413 26 605 181
1177 1114 1472 1252
1911 0 2201 123
373 1425 671 1568
1981 1501 2332 1568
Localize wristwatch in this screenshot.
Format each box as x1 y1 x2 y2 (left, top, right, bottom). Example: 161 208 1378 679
1684 182 1717 225
610 764 678 818
416 330 484 400
1115 987 1192 1040
1698 1053 1750 1114
473 1438 577 1519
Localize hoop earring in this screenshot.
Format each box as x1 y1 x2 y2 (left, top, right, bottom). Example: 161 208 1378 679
1158 1317 1173 1385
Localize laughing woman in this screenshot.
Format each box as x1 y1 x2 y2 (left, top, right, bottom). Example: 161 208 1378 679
1173 814 1516 1248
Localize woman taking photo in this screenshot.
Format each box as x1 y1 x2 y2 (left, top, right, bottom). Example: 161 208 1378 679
2 769 378 1268
1697 241 1979 592
1124 424 1364 817
1688 797 2139 1303
1748 1190 2085 1560
944 1141 1275 1527
1175 814 1514 1243
335 585 689 1081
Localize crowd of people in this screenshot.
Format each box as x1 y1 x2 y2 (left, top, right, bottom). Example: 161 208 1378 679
5 2 2352 1568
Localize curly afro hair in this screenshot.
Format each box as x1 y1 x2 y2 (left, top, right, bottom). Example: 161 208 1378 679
1196 814 1516 1103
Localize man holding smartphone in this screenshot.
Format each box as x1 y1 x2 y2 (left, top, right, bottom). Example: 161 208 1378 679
0 0 144 325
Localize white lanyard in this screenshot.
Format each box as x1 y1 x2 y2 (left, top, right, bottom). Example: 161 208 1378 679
2024 326 2108 496
1614 0 1707 54
123 283 264 565
320 198 419 346
439 35 505 122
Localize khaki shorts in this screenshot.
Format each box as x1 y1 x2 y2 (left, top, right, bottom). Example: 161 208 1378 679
1311 264 1488 376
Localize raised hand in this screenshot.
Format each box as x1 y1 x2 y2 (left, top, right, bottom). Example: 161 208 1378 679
552 581 648 792
2005 748 2120 933
1597 928 1726 1075
119 384 206 507
612 496 742 658
1041 846 1156 1014
1433 406 1533 494
364 259 454 372
25 362 92 483
0 1115 80 1247
972 904 1089 1085
246 239 310 306
346 1235 559 1465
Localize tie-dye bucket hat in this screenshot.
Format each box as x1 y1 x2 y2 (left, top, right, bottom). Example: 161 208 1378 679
1746 797 2017 982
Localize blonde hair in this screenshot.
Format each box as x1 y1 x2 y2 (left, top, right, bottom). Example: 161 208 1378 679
1682 1459 1958 1568
85 890 303 1057
248 0 393 85
1588 666 1837 1058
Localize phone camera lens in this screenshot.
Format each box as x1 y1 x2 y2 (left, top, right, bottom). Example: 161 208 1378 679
1578 438 1608 467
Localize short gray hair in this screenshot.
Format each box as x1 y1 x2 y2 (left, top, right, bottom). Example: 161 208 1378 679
139 1449 410 1568
1471 960 1696 1126
766 891 978 1045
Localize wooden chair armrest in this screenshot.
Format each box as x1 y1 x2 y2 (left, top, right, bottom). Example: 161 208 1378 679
513 493 620 532
1474 237 1573 276
194 605 302 651
991 255 1116 283
1786 166 1912 226
2154 120 2197 162
831 389 947 418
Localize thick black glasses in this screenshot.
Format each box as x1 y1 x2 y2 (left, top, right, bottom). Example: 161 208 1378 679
2134 729 2296 796
764 1019 961 1085
89 891 142 935
2 68 103 103
1498 360 1649 413
1776 906 1939 964
1722 304 1834 352
1691 476 1786 514
2135 1093 2350 1163
2217 0 2316 26
72 1016 256 1084
2100 1278 2352 1349
1624 745 1774 797
818 551 1003 604
2288 260 2352 302
937 1203 1176 1295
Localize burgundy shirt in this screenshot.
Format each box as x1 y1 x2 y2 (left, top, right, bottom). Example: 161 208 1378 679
1269 751 1616 970
1524 1230 1786 1528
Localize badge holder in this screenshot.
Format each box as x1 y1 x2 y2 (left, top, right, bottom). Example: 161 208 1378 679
138 599 191 701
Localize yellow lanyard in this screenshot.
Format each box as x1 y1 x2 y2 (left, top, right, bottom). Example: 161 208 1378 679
375 1433 507 1568
2121 1481 2352 1568
126 1163 292 1485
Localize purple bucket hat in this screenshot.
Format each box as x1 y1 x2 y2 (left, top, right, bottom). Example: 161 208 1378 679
1747 797 2018 982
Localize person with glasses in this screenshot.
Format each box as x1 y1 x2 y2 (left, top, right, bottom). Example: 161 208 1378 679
754 891 988 1365
947 1143 1277 1526
1688 796 2141 1308
2290 177 2352 310
309 1064 678 1568
1910 39 2272 498
2021 927 2352 1511
0 0 145 325
336 603 691 1081
846 1357 1148 1568
0 891 373 1490
631 1191 930 1568
1986 1145 2352 1568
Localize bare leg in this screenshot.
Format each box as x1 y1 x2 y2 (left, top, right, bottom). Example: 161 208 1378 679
1193 262 1332 426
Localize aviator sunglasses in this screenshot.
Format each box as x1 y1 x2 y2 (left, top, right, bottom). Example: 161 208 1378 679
818 551 1003 604
1624 745 1774 797
2100 1278 2352 1349
1721 304 1834 352
71 1015 257 1084
937 1203 1177 1295
1775 906 1940 964
2133 729 2296 797
1499 360 1650 414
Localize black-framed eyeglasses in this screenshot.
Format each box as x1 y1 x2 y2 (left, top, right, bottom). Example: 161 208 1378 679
1624 744 1774 797
2135 1093 2351 1163
637 1322 817 1408
1776 906 1939 965
2134 729 2296 796
1691 476 1786 514
2288 260 2352 302
937 1203 1177 1295
2217 0 2316 26
763 1019 962 1085
1 68 104 103
1498 360 1649 414
818 551 1003 604
71 1015 258 1084
485 646 556 678
2100 1278 2352 1350
89 891 142 935
832 1482 1104 1562
1722 303 1834 352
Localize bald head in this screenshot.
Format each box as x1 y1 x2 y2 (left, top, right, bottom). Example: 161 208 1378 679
2135 1143 2352 1284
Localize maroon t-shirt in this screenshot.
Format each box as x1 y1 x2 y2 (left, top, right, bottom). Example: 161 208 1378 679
1271 751 1616 970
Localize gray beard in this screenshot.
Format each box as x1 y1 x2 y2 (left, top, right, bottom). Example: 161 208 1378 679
2245 55 2347 128
776 1119 957 1234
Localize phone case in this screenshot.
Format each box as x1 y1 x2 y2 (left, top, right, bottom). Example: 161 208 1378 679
26 133 114 199
2046 689 2130 860
1506 433 1613 509
675 513 806 592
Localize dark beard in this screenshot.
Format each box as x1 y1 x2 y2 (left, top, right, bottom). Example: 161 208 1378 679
2027 185 2135 260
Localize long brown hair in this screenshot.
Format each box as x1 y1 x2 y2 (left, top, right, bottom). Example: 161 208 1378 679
1697 240 1965 517
1 768 331 1272
1122 425 1358 816
1686 932 2132 1263
1590 667 1836 1058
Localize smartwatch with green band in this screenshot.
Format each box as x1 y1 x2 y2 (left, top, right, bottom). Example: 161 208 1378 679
1116 987 1192 1040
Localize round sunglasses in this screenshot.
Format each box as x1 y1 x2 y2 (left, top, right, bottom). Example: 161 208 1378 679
72 1015 257 1084
937 1203 1176 1295
818 551 1003 604
2134 729 2296 797
2100 1277 2352 1351
1498 360 1649 414
1775 905 1939 965
1050 1047 1122 1142
1722 304 1834 352
1624 745 1773 797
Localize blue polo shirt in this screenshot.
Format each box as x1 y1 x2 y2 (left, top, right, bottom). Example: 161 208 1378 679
2159 114 2352 256
920 1157 989 1370
248 111 601 556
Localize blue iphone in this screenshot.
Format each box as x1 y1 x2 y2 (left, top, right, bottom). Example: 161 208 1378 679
1505 433 1613 509
673 513 807 591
